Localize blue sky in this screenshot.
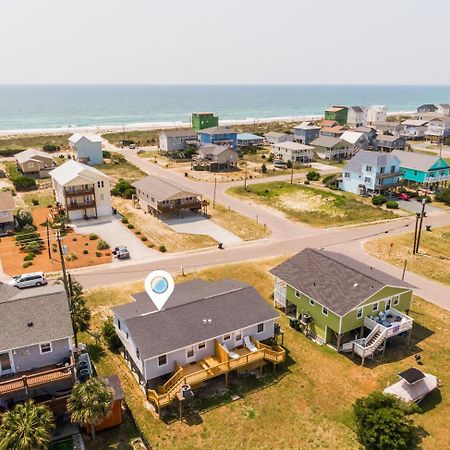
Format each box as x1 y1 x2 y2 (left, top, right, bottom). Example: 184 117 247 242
1 0 449 84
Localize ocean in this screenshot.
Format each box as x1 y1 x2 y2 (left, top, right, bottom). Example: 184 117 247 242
1 84 450 133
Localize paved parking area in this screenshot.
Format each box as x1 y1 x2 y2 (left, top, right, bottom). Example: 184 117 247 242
73 215 157 263
395 199 440 215
164 215 242 245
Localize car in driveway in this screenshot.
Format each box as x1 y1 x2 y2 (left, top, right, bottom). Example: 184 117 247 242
398 193 410 201
113 246 130 259
9 272 47 289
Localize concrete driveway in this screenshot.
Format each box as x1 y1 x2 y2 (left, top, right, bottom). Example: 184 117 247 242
73 215 157 263
395 199 440 215
164 215 242 245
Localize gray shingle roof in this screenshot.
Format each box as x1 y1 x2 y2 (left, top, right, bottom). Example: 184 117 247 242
115 279 278 360
160 129 198 138
391 150 447 172
270 248 412 316
265 132 290 138
376 135 403 143
197 144 232 156
0 283 17 302
343 150 399 173
132 175 200 201
310 136 344 148
199 126 237 135
0 285 73 352
0 191 15 212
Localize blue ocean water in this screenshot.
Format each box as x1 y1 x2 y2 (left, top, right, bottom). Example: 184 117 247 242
0 84 449 132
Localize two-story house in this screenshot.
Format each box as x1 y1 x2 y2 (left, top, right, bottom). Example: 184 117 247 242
375 135 405 152
340 131 369 151
324 106 348 125
417 104 437 113
49 160 112 220
392 150 450 189
310 136 353 160
436 103 450 116
198 126 238 149
340 150 402 195
271 141 314 163
111 279 285 414
264 131 293 145
191 112 219 131
292 122 320 144
0 284 75 404
271 248 413 364
0 191 15 236
366 105 387 125
194 144 238 171
15 149 56 178
424 117 450 142
355 126 378 146
346 106 368 127
400 119 429 140
158 129 198 154
319 125 346 138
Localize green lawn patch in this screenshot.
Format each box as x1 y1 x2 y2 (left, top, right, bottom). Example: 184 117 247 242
0 134 70 156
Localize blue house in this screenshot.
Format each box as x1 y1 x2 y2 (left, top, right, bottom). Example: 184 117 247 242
340 150 402 195
292 121 320 144
198 126 238 150
392 150 450 188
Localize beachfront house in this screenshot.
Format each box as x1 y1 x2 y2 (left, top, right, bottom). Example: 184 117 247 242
424 117 450 142
271 141 314 163
340 150 402 195
69 133 103 165
49 160 112 220
319 125 346 138
237 133 264 147
271 248 413 364
0 284 75 404
436 103 450 116
375 121 403 136
0 191 15 236
417 104 438 113
15 149 56 178
346 106 368 127
292 122 320 144
392 150 450 189
324 106 348 126
355 126 378 146
400 119 429 140
111 279 285 414
158 129 198 154
375 135 405 152
310 136 353 160
264 131 293 145
132 175 205 217
191 112 219 131
366 105 387 125
340 131 369 151
194 144 238 171
198 126 238 149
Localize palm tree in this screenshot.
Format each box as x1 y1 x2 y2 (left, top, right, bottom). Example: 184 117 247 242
0 400 54 450
67 378 113 441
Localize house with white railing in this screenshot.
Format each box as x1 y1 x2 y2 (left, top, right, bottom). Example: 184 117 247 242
271 248 414 365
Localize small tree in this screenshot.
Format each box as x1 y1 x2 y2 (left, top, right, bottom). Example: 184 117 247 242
16 208 34 229
372 194 387 206
0 400 54 450
306 170 320 181
435 187 450 205
12 175 37 191
67 378 113 441
353 392 418 450
102 316 121 351
261 163 267 174
71 296 91 333
286 159 292 169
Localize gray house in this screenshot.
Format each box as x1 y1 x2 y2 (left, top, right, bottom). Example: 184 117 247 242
0 285 75 403
194 144 238 171
112 279 285 413
158 129 198 154
310 136 353 160
292 122 320 144
264 131 293 145
375 135 405 152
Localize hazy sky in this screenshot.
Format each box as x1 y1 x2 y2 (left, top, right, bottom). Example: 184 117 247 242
1 0 449 84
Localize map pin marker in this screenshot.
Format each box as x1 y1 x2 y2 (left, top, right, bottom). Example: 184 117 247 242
144 270 174 311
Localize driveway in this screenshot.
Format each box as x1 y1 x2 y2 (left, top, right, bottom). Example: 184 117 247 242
72 215 157 263
164 215 242 245
396 199 440 215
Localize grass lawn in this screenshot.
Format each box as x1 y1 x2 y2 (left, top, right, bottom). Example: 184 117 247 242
96 160 147 184
19 189 55 209
228 181 397 227
80 258 450 450
365 226 450 286
0 133 70 156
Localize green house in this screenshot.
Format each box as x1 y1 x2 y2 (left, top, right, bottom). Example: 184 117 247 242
324 106 348 126
192 112 219 131
271 248 414 363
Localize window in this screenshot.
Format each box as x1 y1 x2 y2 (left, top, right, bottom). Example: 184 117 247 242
322 307 328 316
257 323 264 333
366 165 372 172
187 348 194 358
356 308 363 319
117 319 121 330
40 342 52 354
126 332 129 340
136 348 140 359
364 177 371 183
235 332 242 341
393 295 400 306
344 172 350 178
198 342 206 350
309 298 315 306
372 302 379 312
379 166 385 174
391 165 396 173
158 355 167 366
295 290 300 298
223 334 231 341
97 181 104 188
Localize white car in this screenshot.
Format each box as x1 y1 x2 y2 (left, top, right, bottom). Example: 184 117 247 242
9 272 47 289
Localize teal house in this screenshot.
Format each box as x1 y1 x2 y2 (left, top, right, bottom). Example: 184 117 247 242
271 248 414 364
392 150 450 188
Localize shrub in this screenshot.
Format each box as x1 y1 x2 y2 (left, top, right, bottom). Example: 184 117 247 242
261 163 267 174
12 175 37 191
83 250 89 255
23 254 34 262
95 251 102 257
306 170 320 181
88 233 98 240
111 179 136 199
96 239 110 250
84 242 89 246
141 236 148 241
65 253 78 262
267 154 274 163
372 195 387 206
127 224 134 229
102 150 111 159
135 230 141 235
31 198 39 206
304 180 310 185
16 209 34 229
322 174 337 187
417 195 432 204
72 237 77 242
102 317 121 351
435 187 450 205
386 200 399 209
159 245 167 253
121 217 129 224
286 160 292 169
23 261 33 268
42 144 60 152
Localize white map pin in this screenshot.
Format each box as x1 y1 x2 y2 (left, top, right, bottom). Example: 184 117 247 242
144 270 175 311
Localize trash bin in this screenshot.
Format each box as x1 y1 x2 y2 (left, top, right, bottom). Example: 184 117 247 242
218 242 223 249
426 225 432 232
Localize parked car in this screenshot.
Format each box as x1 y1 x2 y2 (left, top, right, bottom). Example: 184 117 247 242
9 272 47 289
398 193 410 201
113 246 130 259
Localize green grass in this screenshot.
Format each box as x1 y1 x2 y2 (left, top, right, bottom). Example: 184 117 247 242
0 134 70 156
228 181 397 227
96 161 147 183
80 258 450 450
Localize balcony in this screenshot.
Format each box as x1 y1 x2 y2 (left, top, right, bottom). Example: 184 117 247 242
66 201 96 211
0 359 75 398
158 200 203 212
64 187 95 197
364 308 413 337
147 338 285 411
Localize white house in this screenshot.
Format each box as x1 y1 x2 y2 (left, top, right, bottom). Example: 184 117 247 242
340 131 369 151
158 130 198 153
69 134 103 165
271 141 314 163
366 105 387 125
0 191 15 236
49 160 112 220
346 106 368 127
436 103 450 116
400 119 429 140
425 117 450 141
264 132 293 145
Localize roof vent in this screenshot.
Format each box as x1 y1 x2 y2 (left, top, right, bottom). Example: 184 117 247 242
27 321 33 327
353 283 359 287
202 319 207 325
313 282 316 286
207 319 212 325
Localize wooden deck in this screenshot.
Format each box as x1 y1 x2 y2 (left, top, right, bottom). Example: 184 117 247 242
147 338 285 412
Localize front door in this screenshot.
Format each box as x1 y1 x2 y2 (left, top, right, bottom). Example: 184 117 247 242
0 351 13 375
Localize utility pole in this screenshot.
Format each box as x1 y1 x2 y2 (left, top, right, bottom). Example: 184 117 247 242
244 163 248 191
290 156 294 184
401 259 408 281
46 222 51 260
213 176 217 209
412 212 420 254
415 198 427 254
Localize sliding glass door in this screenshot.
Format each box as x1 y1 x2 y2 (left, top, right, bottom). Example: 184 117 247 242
0 351 13 375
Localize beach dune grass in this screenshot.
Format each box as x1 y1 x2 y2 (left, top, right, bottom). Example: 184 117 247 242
228 181 396 227
0 133 70 156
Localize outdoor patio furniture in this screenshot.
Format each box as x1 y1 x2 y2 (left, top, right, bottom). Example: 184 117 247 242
222 345 239 360
244 336 258 353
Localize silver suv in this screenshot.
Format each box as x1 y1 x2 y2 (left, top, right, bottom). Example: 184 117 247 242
9 272 47 289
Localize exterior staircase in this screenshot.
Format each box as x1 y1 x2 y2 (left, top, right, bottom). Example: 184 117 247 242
341 324 387 362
